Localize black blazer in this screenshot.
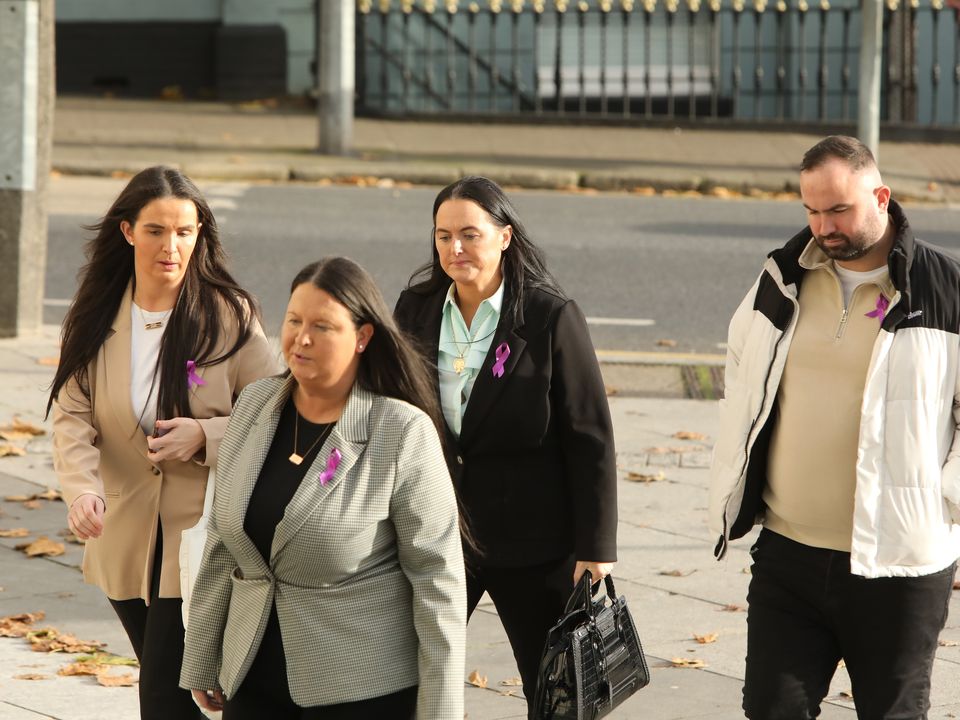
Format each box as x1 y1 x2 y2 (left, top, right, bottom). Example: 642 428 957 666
395 283 618 567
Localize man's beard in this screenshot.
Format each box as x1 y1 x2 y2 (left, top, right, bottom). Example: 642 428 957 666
814 232 872 261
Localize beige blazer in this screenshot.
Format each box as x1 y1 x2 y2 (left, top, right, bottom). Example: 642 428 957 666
53 285 280 600
179 376 466 718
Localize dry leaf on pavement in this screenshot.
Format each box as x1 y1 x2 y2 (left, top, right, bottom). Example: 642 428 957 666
656 339 678 347
720 604 746 612
498 689 518 697
673 431 707 441
75 653 138 667
0 445 27 458
96 671 137 687
670 658 707 669
659 569 696 577
4 494 32 502
16 536 65 557
500 677 523 686
0 611 46 637
467 670 488 689
59 662 103 677
28 628 105 653
36 356 59 367
0 418 46 440
953 580 960 590
940 640 959 647
14 673 50 680
693 633 719 644
36 488 62 502
22 500 42 510
626 471 664 483
0 528 30 538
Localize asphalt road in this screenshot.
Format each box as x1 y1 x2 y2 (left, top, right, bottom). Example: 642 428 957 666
44 176 960 354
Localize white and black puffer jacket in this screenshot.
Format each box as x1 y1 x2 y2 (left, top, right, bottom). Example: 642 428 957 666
710 200 960 578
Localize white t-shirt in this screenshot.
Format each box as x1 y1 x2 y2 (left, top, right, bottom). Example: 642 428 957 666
834 264 889 309
130 303 172 436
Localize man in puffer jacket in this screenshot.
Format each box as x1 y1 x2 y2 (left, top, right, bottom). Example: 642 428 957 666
710 134 960 719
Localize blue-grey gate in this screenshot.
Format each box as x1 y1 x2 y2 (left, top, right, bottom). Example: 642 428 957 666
354 0 960 131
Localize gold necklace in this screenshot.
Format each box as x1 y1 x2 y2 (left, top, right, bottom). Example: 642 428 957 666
289 412 335 466
136 303 171 331
450 322 469 374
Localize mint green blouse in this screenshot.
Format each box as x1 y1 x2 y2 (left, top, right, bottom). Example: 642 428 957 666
438 281 504 437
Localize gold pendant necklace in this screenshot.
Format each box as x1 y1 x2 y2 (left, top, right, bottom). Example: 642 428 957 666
450 323 469 375
289 410 334 465
136 303 170 331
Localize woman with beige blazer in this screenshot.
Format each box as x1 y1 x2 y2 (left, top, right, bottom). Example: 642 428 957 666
48 166 279 719
179 257 466 720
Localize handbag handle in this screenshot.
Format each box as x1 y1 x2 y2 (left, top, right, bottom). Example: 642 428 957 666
578 570 619 621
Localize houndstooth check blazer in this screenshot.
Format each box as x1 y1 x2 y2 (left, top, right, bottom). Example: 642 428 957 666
179 374 466 718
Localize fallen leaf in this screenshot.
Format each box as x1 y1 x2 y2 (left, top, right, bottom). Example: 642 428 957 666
0 612 46 638
59 662 103 677
16 536 65 557
96 671 137 687
22 500 41 510
4 494 33 502
670 657 707 668
720 604 746 612
35 488 62 502
500 677 523 686
74 653 139 667
36 356 59 367
673 431 707 441
693 633 718 644
14 673 50 680
498 689 518 696
839 690 853 699
27 628 105 653
656 339 678 348
467 670 488 689
0 528 30 538
0 445 27 458
0 418 46 439
626 470 664 483
953 580 960 590
940 639 959 647
646 445 707 454
659 569 696 577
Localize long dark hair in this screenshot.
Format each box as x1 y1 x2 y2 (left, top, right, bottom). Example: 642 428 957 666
46 165 261 421
291 257 476 548
406 176 564 320
290 257 443 435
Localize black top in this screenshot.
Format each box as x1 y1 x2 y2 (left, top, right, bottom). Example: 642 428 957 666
243 396 334 562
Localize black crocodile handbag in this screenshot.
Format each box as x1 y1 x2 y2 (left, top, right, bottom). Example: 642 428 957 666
534 571 650 720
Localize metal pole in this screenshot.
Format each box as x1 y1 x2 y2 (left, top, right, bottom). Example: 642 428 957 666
0 0 52 337
318 0 355 155
858 0 883 161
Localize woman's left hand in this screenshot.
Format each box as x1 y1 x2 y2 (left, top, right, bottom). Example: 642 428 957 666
573 560 615 586
147 417 206 463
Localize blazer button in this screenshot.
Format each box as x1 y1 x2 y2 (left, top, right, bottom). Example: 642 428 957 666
151 467 161 476
456 455 464 465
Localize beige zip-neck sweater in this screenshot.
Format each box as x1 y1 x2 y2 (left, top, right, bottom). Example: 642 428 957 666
764 250 895 552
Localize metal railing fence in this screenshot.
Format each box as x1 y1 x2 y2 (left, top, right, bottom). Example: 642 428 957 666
354 0 960 130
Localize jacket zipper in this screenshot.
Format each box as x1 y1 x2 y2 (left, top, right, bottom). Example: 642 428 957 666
836 309 849 340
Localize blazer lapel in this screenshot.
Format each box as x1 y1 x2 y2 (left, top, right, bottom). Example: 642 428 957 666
406 288 446 403
269 384 372 561
459 306 528 443
226 375 292 576
103 284 151 458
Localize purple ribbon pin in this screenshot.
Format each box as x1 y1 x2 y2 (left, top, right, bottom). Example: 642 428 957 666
186 360 207 390
492 342 511 378
318 448 342 486
865 294 889 325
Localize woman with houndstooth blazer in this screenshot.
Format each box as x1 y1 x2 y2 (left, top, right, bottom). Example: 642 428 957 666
180 257 466 720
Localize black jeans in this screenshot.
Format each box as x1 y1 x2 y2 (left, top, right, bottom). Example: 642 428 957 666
466 555 576 720
109 523 204 720
744 528 955 720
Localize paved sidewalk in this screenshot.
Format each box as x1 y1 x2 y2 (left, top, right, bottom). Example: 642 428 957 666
54 96 960 203
1 329 959 719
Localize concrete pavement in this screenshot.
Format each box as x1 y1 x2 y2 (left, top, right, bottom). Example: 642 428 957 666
1 328 959 719
53 96 960 204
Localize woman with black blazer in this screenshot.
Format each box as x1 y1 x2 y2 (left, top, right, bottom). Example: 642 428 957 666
394 176 618 717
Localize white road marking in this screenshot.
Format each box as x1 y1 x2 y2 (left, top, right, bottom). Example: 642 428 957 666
586 316 656 327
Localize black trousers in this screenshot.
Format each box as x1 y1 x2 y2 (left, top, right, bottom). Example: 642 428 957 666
222 607 417 719
466 555 576 720
744 528 956 720
109 523 204 720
